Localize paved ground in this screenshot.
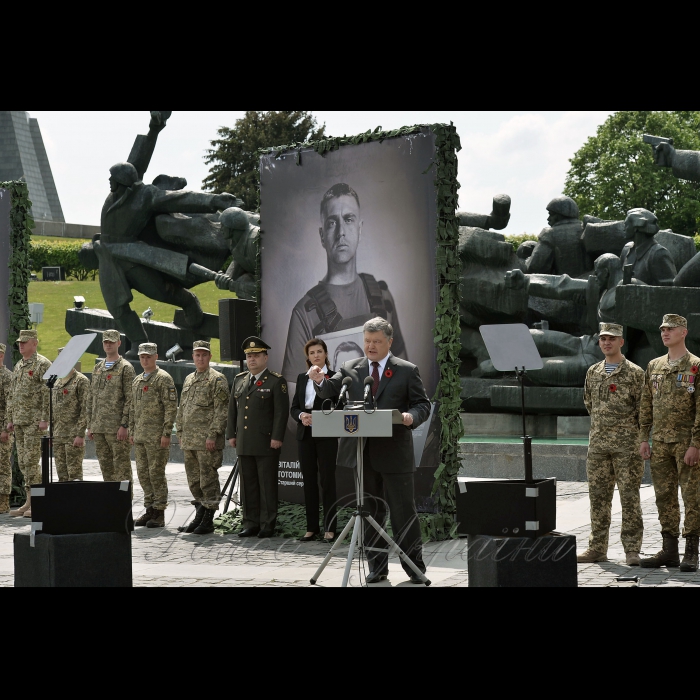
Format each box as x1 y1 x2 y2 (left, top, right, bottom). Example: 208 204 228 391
1 460 698 587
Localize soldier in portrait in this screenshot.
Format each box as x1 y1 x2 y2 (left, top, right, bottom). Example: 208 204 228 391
576 323 646 565
86 329 135 487
51 348 89 482
130 343 177 528
639 314 700 571
6 330 50 518
0 343 14 514
176 340 230 535
227 337 289 538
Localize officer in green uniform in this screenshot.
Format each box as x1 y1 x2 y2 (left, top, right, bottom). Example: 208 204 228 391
227 337 289 538
640 314 700 571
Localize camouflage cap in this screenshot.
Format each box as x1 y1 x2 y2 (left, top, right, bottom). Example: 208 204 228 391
193 340 211 351
660 314 687 329
242 336 271 354
599 323 623 337
16 329 37 343
0 343 5 354
102 329 121 342
138 343 158 355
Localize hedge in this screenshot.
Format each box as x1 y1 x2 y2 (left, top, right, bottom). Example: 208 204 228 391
29 238 96 281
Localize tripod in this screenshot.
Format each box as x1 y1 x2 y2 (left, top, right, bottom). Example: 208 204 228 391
310 438 431 587
220 458 239 514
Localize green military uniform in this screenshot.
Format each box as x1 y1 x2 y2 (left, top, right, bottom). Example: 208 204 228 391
226 337 289 533
176 349 230 512
129 351 177 514
583 325 646 556
640 334 700 540
0 346 14 511
52 369 89 481
7 339 50 490
87 330 135 484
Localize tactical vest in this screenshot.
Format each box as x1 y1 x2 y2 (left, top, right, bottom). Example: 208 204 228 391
304 274 393 336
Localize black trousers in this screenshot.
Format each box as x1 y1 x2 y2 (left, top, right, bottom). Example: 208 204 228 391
298 433 338 533
362 450 425 577
239 454 279 531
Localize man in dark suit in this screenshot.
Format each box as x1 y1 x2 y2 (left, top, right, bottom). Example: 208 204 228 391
309 317 431 583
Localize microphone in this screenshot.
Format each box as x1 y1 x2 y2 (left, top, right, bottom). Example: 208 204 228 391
363 375 374 403
337 377 352 406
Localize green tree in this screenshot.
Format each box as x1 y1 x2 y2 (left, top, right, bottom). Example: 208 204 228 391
564 111 700 236
203 111 326 209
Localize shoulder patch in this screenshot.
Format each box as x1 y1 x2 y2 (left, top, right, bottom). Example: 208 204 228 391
169 387 177 401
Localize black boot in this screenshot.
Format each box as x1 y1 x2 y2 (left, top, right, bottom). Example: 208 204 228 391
640 534 681 568
680 535 699 572
134 506 153 527
193 508 216 535
178 502 205 533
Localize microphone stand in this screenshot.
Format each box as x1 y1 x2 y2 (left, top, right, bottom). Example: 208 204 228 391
41 374 58 485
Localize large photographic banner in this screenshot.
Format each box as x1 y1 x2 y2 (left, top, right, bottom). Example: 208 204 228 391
260 129 440 506
0 189 11 369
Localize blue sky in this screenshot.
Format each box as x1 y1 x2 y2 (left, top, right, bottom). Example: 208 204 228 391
28 111 614 235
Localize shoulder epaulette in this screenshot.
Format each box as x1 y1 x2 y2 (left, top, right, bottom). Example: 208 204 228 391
235 371 248 378
269 371 282 378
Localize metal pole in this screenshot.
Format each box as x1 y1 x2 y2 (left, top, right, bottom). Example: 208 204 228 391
518 366 534 484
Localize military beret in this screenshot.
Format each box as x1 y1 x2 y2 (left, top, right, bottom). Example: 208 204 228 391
599 323 623 337
16 329 37 343
659 314 687 329
138 342 158 355
102 329 121 342
242 336 270 353
193 340 211 351
0 343 5 353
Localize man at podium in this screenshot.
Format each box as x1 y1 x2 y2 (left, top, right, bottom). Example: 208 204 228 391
309 317 431 583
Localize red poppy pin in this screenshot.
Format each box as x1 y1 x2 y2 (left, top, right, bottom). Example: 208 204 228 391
609 384 617 392
28 371 33 376
384 369 393 378
143 386 148 392
63 389 68 395
692 366 698 375
256 380 263 386
107 375 112 380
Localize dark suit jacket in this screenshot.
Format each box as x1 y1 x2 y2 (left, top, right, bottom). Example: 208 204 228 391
290 371 335 441
315 355 431 473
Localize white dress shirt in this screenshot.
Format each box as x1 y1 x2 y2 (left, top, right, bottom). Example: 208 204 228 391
369 352 392 380
304 364 327 410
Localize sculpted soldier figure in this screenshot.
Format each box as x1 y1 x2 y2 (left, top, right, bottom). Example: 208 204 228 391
87 330 135 486
6 330 50 518
213 208 259 300
576 323 646 566
176 340 230 536
619 208 676 286
51 351 89 482
639 314 700 571
227 337 289 538
130 343 177 529
0 343 13 514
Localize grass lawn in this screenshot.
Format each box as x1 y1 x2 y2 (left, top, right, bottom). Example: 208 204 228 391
28 278 230 368
31 235 91 244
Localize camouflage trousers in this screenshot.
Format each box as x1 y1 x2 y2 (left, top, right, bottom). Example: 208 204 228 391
0 434 14 494
587 450 644 554
134 440 169 510
53 440 84 482
650 441 700 538
92 432 133 484
183 449 222 511
14 424 45 489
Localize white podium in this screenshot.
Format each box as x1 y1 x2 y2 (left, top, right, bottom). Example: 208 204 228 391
309 408 430 587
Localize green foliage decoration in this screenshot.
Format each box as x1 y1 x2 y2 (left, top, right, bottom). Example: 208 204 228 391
256 123 464 541
564 111 700 236
29 238 97 281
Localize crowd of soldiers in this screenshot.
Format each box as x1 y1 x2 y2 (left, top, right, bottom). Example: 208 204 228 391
0 329 288 538
580 314 700 572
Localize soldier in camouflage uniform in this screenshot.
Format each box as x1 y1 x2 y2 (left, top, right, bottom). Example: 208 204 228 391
640 314 700 571
577 323 646 565
52 351 89 481
0 343 14 514
129 343 177 528
227 337 289 538
176 340 230 535
6 330 50 518
87 330 135 486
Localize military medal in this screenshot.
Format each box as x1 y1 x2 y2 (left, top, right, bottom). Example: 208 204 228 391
690 386 696 393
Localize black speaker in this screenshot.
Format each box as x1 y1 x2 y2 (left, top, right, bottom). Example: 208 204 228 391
456 477 556 538
219 298 258 362
30 481 134 535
